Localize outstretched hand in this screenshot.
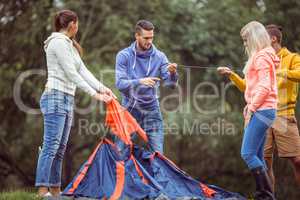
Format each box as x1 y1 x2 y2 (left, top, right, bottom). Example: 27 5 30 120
167 63 177 74
217 66 233 76
139 77 161 87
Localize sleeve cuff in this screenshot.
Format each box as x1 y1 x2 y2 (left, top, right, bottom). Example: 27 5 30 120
229 72 238 81
169 72 178 81
98 84 108 93
131 79 140 86
89 89 97 97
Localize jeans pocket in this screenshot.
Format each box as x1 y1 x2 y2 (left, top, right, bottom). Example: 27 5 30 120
40 93 48 114
40 91 69 114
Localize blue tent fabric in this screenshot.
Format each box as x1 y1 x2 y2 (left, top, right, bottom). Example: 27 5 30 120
63 139 246 200
63 140 122 199
132 146 245 200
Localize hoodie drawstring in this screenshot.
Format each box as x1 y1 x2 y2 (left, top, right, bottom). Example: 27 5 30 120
147 56 152 76
132 50 137 70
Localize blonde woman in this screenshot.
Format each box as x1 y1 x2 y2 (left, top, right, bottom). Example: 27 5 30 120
219 21 279 199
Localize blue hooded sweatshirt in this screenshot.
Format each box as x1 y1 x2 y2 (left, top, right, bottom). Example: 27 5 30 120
115 42 178 110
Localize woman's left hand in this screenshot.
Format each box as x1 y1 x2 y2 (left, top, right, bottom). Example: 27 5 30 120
244 110 253 127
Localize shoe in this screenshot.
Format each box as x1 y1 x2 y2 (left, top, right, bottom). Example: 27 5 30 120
36 192 52 199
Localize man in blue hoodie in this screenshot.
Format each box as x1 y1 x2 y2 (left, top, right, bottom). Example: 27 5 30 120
115 20 178 154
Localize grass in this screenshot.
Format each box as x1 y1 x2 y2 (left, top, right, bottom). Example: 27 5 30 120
0 191 89 200
0 190 41 200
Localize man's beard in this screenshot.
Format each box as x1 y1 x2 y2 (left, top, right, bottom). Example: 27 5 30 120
139 42 151 51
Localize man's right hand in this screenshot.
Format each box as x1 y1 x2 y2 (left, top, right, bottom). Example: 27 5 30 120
217 66 233 76
139 77 161 87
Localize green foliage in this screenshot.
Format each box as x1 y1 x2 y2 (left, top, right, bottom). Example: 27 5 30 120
0 191 39 200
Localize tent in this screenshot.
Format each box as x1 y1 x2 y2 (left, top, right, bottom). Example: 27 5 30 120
63 99 246 200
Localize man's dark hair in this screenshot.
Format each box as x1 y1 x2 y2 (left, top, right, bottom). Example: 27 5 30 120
135 20 155 34
266 24 283 44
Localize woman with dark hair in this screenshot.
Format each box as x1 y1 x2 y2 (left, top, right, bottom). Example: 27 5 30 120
35 10 115 197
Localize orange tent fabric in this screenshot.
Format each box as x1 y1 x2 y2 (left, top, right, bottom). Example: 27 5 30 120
105 99 148 145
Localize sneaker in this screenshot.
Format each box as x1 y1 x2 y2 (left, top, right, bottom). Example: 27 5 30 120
36 192 52 199
44 192 52 197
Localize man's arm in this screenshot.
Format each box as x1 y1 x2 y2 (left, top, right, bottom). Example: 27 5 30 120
115 52 139 93
229 72 246 92
217 66 246 92
160 53 178 88
278 54 300 82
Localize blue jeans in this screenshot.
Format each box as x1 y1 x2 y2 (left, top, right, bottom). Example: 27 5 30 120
241 109 276 170
115 106 164 153
35 89 74 187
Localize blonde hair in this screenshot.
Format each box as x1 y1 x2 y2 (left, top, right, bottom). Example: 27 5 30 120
241 21 271 74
